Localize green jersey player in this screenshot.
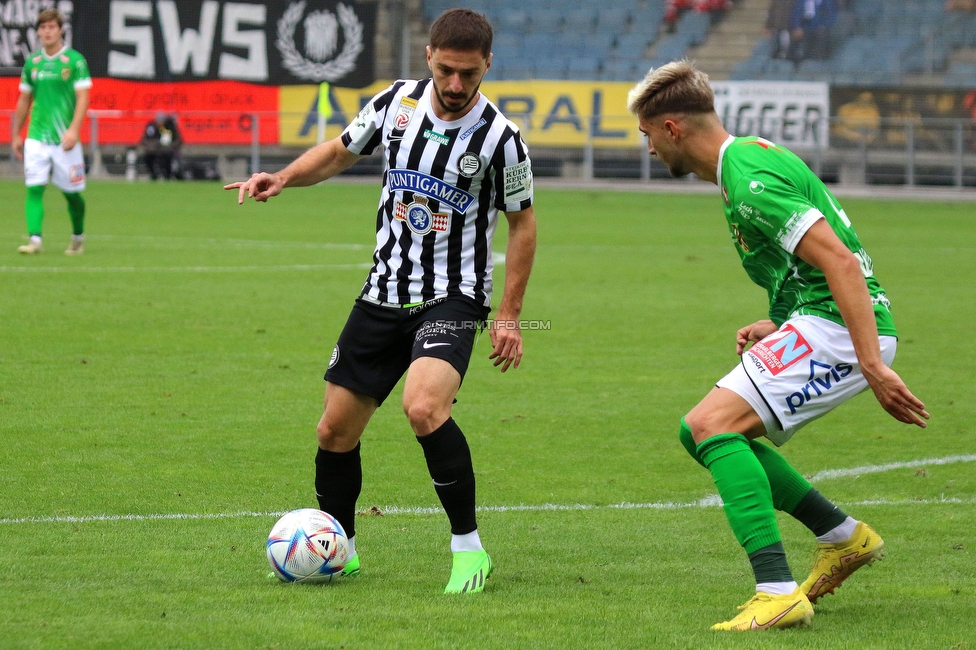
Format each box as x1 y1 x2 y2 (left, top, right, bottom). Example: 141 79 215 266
12 8 91 255
628 61 928 632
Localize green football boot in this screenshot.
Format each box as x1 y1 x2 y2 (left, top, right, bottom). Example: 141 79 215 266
341 553 360 578
444 550 493 594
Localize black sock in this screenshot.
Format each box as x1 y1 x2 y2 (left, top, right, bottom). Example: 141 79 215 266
314 443 362 539
416 418 477 535
748 541 795 584
790 488 848 536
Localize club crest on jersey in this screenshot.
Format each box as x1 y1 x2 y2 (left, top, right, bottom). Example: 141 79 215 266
457 152 482 178
61 68 70 80
388 169 475 213
394 196 449 236
394 97 418 130
746 324 813 376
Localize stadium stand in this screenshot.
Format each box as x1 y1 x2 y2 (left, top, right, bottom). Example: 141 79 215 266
424 0 733 81
425 0 660 81
422 0 976 86
732 0 976 86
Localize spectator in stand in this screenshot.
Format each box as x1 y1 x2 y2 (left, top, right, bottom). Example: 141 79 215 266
664 0 733 33
140 112 182 180
790 0 838 61
766 0 798 60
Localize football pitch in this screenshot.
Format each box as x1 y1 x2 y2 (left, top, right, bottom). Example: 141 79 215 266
1 179 974 649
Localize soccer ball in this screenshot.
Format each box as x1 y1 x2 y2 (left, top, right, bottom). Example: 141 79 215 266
266 508 349 583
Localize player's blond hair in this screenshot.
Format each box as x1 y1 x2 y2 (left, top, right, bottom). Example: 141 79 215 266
627 60 715 120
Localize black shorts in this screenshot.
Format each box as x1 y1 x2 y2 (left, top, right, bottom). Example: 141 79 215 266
324 296 490 405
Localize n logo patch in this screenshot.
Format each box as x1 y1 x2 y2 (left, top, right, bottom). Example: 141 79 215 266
747 324 813 376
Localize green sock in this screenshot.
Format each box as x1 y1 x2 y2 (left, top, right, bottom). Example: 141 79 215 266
696 433 782 554
680 421 811 513
748 438 846 534
681 422 842 556
748 439 812 514
748 541 795 583
26 185 45 236
63 191 85 235
790 488 848 536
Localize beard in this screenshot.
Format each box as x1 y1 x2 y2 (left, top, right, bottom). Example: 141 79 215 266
433 81 480 115
667 162 693 178
662 153 692 178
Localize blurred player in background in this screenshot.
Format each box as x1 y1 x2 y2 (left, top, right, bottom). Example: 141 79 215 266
227 9 536 595
140 111 183 180
628 60 928 631
12 8 91 255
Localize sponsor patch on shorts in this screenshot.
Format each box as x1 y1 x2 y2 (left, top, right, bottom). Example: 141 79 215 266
746 324 813 376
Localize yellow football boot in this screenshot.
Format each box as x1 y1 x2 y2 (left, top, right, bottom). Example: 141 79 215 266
711 588 814 631
17 240 43 254
800 521 885 603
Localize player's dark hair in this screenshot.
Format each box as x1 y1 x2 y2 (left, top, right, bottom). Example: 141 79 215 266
37 8 63 28
429 9 492 59
627 60 715 120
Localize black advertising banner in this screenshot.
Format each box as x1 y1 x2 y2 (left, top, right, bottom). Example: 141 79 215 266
830 86 976 150
1 0 377 87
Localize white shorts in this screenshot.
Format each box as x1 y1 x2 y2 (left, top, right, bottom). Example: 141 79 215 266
716 315 897 447
24 138 86 192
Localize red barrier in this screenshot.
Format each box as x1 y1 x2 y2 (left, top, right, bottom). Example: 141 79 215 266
2 78 280 145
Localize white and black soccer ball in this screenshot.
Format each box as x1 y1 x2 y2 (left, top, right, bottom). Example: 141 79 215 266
266 508 349 583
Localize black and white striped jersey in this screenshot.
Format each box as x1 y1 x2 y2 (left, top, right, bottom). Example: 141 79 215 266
340 78 534 308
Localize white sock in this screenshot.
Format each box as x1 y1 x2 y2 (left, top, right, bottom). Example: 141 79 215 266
72 234 84 242
30 235 42 244
451 530 483 553
347 535 356 558
757 580 798 595
817 516 858 544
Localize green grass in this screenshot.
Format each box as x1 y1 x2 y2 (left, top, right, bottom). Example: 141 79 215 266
0 180 973 649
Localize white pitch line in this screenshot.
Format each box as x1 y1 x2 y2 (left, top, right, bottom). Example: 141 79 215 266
2 233 372 251
2 495 975 526
0 263 373 273
2 454 973 526
807 453 976 482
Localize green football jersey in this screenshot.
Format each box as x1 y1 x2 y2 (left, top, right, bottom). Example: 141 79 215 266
19 47 92 145
718 136 896 337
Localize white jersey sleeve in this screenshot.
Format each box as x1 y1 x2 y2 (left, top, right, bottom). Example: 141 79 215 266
340 82 402 155
491 131 533 213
